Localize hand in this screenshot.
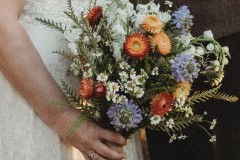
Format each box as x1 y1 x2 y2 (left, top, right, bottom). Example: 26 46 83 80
55 108 127 160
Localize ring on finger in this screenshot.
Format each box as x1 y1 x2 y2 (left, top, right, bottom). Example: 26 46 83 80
88 151 96 160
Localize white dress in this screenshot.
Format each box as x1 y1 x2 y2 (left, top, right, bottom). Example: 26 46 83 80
0 0 143 160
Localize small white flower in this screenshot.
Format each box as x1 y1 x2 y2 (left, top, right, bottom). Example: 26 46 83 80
106 92 118 102
209 135 217 142
119 71 129 82
222 46 230 54
130 70 137 81
206 43 215 51
124 81 135 92
178 135 188 140
184 107 193 118
141 69 149 79
68 42 78 55
92 52 103 57
134 75 146 85
83 68 93 78
204 30 214 39
196 46 205 56
93 32 102 42
150 115 162 125
151 67 159 76
175 94 186 108
212 60 220 67
111 24 126 36
136 4 148 14
177 34 193 47
165 0 173 7
107 82 120 93
119 61 130 70
117 95 128 104
64 28 82 42
83 36 90 44
204 111 208 115
158 12 171 24
134 86 144 98
166 118 174 128
222 58 229 65
169 133 177 143
210 119 217 130
149 2 160 13
97 73 108 82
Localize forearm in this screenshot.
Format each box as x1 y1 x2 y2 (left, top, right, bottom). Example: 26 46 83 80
0 20 71 128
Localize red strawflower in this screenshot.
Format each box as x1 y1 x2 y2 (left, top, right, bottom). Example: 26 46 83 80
94 83 106 98
150 92 173 116
79 78 94 99
87 6 103 27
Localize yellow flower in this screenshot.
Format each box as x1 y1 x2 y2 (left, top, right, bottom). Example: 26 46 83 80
141 15 163 34
150 32 171 55
173 81 191 99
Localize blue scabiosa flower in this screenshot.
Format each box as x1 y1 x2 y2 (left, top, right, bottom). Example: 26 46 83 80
171 53 200 82
172 5 193 34
107 100 143 131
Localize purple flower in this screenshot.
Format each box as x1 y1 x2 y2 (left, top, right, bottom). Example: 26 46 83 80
171 53 200 82
172 5 193 34
107 100 143 131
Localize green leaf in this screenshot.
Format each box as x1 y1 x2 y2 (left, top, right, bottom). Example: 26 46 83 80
61 80 81 105
67 114 88 135
214 92 239 102
35 18 66 33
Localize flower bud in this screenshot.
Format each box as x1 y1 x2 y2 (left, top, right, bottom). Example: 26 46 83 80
206 43 215 51
94 83 106 98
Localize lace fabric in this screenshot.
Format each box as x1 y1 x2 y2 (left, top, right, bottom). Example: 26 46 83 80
0 0 143 159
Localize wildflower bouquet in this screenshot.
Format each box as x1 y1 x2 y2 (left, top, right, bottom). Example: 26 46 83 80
37 0 238 144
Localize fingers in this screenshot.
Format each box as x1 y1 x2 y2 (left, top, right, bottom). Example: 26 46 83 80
93 141 125 160
99 129 127 146
84 151 107 160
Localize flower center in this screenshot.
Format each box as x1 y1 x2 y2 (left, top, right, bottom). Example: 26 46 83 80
119 110 132 124
186 63 195 74
132 41 141 50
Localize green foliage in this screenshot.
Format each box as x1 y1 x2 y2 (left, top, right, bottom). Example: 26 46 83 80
67 114 88 135
187 86 221 106
53 50 76 60
214 92 239 102
35 18 66 33
61 80 81 105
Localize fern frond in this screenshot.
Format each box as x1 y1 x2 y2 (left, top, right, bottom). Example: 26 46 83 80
214 92 239 102
67 114 88 135
35 18 66 33
52 50 76 60
61 80 81 105
187 86 221 106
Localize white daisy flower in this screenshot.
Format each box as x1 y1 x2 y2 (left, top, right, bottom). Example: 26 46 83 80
119 61 130 70
150 115 162 125
166 118 174 128
124 81 135 92
106 92 118 102
210 119 217 130
130 69 137 80
119 71 129 82
97 73 108 82
169 133 177 143
108 82 120 93
132 75 146 86
151 67 159 76
209 135 217 142
117 95 128 104
134 87 145 98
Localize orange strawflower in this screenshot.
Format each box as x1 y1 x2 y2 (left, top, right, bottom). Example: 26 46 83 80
173 81 191 99
141 15 163 34
150 92 173 116
87 6 103 27
123 33 151 59
150 32 171 55
79 78 94 99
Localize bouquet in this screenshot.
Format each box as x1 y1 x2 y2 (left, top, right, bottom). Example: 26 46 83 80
37 0 238 146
